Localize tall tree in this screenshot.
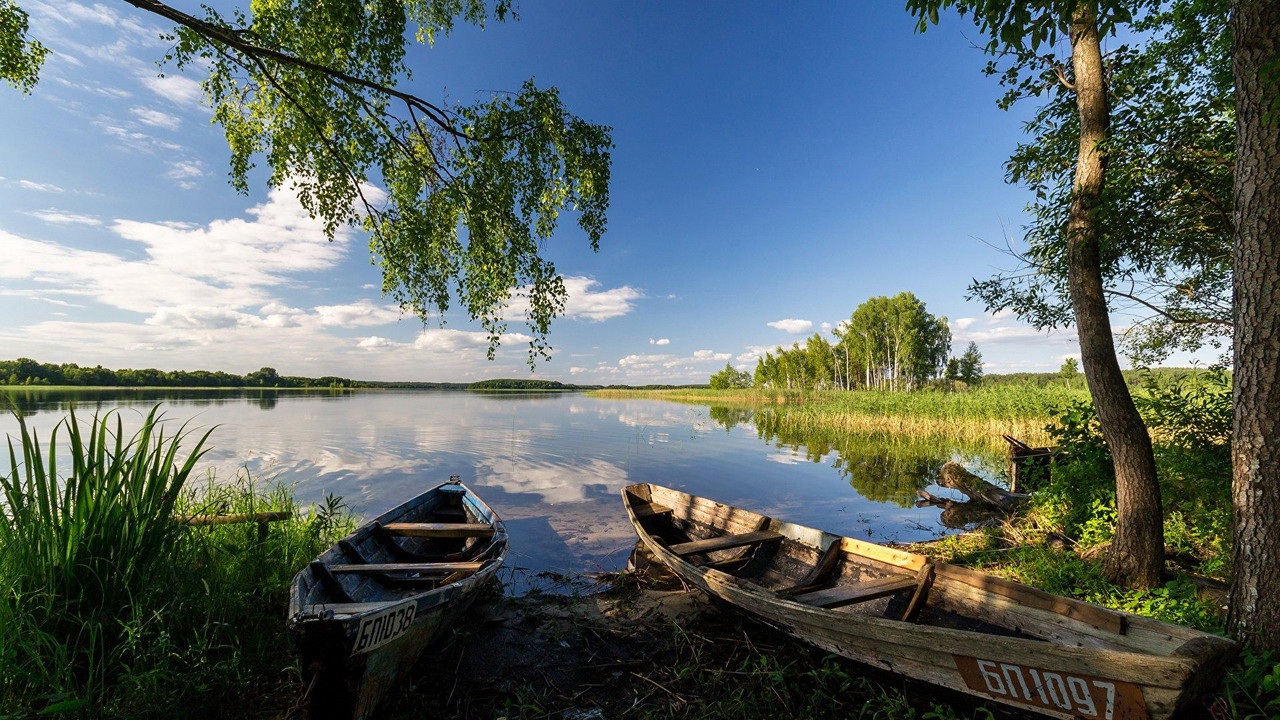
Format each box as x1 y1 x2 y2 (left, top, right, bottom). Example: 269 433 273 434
1 0 612 363
957 341 984 385
969 1 1234 366
1228 0 1280 653
911 1 1165 587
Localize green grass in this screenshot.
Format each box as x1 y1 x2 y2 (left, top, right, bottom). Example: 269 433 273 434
0 408 354 718
591 384 1085 447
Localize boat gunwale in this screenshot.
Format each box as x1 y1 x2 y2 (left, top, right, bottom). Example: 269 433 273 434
621 482 1231 693
287 480 508 624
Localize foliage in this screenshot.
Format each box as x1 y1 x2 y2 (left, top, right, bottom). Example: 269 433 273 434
0 0 44 92
1220 651 1280 720
956 341 983 386
467 378 572 390
920 0 1235 364
0 414 354 716
754 293 950 392
0 407 209 710
0 357 362 388
1027 372 1232 576
708 362 752 390
10 0 613 362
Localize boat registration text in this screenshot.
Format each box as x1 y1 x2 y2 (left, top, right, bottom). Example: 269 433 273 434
953 655 1148 720
352 600 416 655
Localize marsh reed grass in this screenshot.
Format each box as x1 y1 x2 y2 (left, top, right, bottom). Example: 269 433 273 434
589 385 1083 447
0 407 353 717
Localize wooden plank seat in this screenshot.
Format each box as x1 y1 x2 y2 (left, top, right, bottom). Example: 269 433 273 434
670 531 783 558
631 502 673 519
383 522 495 538
791 575 918 609
329 562 485 574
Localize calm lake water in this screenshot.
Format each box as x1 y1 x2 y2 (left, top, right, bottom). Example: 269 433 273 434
0 389 1004 593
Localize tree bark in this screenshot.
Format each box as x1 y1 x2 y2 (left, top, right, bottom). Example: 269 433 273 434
1228 0 1280 654
1066 4 1165 588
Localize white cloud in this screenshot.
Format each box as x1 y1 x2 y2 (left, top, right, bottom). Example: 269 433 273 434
649 338 670 346
146 305 257 330
953 317 976 330
17 180 64 193
314 300 404 328
131 106 180 130
1 186 349 314
506 276 640 323
692 349 730 362
412 328 533 354
562 276 642 321
767 318 813 334
140 73 203 108
166 160 205 184
24 209 102 226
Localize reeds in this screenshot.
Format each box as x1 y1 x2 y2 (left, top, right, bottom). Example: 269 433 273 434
589 385 1083 447
0 406 212 617
0 407 353 717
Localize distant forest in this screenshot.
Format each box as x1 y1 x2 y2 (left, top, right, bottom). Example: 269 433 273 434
0 358 701 391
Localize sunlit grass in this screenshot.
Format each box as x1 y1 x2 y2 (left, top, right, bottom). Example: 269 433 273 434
0 407 353 717
590 385 1084 446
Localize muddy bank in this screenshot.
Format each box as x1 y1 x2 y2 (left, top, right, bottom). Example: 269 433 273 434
372 550 1037 720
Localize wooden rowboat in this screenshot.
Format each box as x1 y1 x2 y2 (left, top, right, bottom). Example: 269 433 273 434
623 483 1235 720
288 478 506 720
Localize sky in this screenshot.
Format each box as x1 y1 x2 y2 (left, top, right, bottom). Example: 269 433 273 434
0 1 1203 384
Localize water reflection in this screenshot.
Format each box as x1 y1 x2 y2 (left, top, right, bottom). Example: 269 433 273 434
0 390 1009 594
703 405 1007 510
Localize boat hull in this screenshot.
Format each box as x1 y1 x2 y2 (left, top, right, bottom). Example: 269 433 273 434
623 483 1235 720
289 480 506 720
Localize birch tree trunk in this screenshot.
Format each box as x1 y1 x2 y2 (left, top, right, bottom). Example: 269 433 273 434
1228 0 1280 653
1067 4 1165 588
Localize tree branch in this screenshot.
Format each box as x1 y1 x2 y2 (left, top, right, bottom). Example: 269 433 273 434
1103 288 1230 327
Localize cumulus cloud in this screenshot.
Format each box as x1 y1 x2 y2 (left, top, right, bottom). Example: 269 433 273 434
649 338 669 346
767 318 813 335
506 276 641 323
1 187 349 314
314 300 404 328
562 276 642 321
692 349 731 361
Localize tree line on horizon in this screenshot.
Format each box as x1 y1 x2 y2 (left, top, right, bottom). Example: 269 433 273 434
0 358 359 389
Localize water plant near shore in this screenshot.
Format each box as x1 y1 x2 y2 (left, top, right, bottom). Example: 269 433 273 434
0 408 353 717
590 385 1082 447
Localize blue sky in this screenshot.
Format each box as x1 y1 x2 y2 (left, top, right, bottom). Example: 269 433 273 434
0 1 1169 384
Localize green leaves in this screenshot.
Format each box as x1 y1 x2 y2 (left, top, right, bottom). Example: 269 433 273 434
159 0 613 362
0 0 46 93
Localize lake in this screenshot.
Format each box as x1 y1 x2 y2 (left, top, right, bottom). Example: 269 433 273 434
0 388 1004 592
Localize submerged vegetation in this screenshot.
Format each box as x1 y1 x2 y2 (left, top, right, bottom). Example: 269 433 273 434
0 408 353 718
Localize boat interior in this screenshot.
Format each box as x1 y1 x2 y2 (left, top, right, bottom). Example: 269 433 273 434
296 482 506 616
624 483 1211 659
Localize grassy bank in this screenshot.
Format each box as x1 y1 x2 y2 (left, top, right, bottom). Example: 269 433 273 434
589 385 1086 447
0 408 353 718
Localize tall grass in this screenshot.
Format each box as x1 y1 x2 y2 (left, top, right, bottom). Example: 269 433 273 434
590 385 1084 446
0 407 353 717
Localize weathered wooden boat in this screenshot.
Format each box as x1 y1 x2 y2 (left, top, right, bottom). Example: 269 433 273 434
623 483 1235 720
288 478 506 720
